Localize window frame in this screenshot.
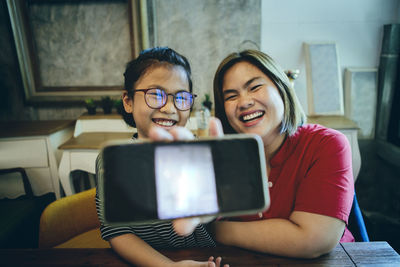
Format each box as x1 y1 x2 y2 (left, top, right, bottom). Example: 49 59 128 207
6 0 153 104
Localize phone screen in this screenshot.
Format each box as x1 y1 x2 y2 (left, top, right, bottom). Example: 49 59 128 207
155 144 219 219
102 135 268 224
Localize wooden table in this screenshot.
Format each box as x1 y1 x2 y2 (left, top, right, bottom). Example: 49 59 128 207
0 120 74 199
58 132 133 196
1 242 399 266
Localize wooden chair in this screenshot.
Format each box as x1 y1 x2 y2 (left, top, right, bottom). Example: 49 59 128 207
39 188 109 248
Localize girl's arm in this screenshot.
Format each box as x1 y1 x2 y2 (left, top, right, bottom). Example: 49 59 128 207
109 233 225 267
213 211 345 259
104 123 229 267
110 233 172 266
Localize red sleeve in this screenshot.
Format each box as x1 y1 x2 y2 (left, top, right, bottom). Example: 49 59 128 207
295 130 354 224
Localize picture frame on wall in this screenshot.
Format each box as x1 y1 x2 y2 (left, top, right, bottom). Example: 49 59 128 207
6 0 154 104
304 42 344 116
344 68 378 139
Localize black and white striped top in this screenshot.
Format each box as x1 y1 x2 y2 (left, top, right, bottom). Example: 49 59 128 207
95 152 216 249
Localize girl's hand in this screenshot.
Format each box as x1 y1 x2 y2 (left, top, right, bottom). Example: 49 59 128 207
207 255 229 267
149 118 225 236
148 124 195 142
172 117 224 236
148 117 224 142
172 256 229 267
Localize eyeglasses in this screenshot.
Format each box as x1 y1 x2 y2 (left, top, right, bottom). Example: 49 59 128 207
134 88 197 111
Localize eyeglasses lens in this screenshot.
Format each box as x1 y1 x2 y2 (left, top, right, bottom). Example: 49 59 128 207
145 88 167 109
175 91 193 110
145 88 193 111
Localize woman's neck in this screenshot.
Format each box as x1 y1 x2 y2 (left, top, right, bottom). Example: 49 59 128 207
262 131 287 165
263 132 286 176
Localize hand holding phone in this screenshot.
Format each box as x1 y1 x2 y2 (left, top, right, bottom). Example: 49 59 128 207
151 120 225 235
98 119 270 225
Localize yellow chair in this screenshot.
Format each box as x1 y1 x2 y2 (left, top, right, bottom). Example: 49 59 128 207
39 188 110 248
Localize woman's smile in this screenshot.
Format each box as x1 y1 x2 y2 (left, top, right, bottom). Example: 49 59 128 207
240 110 265 127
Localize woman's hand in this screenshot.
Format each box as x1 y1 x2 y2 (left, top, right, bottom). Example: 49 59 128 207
172 256 229 267
173 216 216 236
207 117 224 138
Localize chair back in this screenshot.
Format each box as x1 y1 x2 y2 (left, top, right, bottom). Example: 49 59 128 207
349 147 370 242
349 194 370 242
39 188 100 248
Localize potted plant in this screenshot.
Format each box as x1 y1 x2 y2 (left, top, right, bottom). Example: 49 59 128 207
85 98 97 115
100 96 114 114
202 93 212 111
114 98 124 114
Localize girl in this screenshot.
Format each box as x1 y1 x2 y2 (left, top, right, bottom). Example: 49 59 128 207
173 50 354 259
95 47 227 267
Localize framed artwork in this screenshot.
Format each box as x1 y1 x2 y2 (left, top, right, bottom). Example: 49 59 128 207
344 68 378 139
304 42 344 115
6 0 153 103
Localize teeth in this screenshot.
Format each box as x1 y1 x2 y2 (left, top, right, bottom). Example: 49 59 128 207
243 112 263 121
155 120 175 126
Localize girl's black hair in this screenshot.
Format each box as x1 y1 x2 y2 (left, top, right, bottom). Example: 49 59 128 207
121 47 192 127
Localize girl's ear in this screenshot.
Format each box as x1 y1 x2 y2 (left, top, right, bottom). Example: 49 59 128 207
122 91 133 113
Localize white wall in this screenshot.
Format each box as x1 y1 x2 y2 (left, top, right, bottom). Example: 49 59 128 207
261 0 400 113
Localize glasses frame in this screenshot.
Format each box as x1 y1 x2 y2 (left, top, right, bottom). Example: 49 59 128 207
134 88 197 111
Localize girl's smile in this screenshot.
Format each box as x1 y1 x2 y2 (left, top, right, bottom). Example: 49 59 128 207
152 118 178 127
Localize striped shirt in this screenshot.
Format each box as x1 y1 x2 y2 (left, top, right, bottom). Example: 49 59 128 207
95 151 216 249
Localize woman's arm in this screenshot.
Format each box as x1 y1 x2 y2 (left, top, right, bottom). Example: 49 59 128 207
213 211 345 258
110 233 225 267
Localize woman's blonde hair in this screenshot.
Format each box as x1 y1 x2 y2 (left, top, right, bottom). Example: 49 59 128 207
213 50 306 135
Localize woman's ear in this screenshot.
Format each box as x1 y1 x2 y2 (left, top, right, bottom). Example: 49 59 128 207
122 91 133 113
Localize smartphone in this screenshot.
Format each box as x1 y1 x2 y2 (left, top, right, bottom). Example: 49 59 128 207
98 134 270 225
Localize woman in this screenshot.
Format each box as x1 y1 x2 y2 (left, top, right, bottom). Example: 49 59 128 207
172 49 354 259
210 50 355 258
